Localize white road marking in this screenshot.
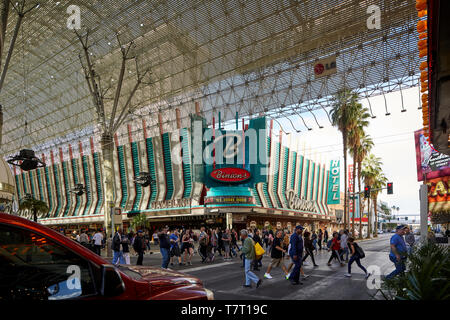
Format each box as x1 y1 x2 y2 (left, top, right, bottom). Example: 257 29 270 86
182 261 235 272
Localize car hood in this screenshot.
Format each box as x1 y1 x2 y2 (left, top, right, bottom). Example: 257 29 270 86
122 265 203 287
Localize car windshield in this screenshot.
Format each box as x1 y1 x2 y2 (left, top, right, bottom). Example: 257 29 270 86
116 265 143 280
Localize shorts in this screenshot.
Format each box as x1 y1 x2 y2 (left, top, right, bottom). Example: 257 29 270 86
170 246 181 257
270 258 283 268
181 243 191 252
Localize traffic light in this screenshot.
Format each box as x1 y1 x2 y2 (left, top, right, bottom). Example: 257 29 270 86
387 182 393 194
364 186 371 199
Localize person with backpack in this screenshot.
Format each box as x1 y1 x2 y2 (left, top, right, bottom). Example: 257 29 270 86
133 230 146 265
345 237 371 279
241 229 263 288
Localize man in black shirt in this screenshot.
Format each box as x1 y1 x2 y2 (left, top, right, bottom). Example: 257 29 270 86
158 227 171 269
264 230 289 279
133 230 146 265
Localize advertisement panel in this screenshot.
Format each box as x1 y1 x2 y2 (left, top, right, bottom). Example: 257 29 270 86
427 176 450 213
327 160 340 204
348 164 354 215
415 129 450 181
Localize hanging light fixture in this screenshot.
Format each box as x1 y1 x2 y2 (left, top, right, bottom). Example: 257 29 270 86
8 149 45 171
7 121 45 171
134 172 155 187
70 183 86 196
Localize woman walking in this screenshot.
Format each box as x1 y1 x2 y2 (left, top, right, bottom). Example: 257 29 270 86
252 229 263 269
302 231 318 267
121 232 131 265
181 231 193 265
311 231 318 254
323 229 329 248
318 229 323 250
327 232 345 267
345 237 371 279
222 229 232 260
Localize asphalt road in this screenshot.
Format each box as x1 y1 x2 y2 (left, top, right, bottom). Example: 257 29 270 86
110 233 400 300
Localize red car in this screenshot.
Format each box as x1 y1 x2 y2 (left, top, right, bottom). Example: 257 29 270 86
0 213 213 300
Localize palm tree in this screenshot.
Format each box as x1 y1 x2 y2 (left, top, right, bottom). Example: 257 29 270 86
130 213 150 232
361 154 383 239
355 133 374 238
330 89 361 229
371 171 388 237
348 105 371 235
19 196 49 222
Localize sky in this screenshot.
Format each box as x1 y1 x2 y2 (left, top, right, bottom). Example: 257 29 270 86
271 86 423 218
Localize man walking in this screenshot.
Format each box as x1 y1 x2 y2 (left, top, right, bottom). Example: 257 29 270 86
133 230 146 265
385 225 408 280
112 228 125 265
159 227 171 269
92 229 103 256
288 225 304 285
264 230 290 279
404 226 415 255
241 229 262 288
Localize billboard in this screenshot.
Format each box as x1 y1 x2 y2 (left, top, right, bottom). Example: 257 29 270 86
415 129 450 181
427 176 450 213
327 160 340 204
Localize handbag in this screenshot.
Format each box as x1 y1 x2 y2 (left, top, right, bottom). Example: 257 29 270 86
254 242 265 257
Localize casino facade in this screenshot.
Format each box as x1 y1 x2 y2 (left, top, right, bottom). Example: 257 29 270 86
12 115 338 234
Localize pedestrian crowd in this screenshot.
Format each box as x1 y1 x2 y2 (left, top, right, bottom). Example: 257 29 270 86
68 222 422 289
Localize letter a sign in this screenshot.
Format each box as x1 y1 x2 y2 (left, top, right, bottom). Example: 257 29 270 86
327 160 340 204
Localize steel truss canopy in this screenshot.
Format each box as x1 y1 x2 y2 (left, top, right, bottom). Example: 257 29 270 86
0 0 419 157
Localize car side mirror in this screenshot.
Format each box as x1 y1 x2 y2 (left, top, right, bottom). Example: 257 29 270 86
101 264 125 297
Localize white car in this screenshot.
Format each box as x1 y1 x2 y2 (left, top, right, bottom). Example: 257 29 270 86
377 230 384 234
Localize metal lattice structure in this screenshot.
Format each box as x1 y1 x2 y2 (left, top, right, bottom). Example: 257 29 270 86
0 0 419 157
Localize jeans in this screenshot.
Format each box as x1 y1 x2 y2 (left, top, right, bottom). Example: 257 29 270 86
340 247 349 261
386 255 406 279
244 258 260 285
112 250 125 265
348 255 367 274
289 256 302 283
160 247 170 268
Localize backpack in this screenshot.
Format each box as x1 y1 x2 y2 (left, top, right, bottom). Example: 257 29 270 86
326 239 333 249
353 243 365 259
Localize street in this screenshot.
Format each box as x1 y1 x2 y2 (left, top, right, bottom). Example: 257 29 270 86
112 234 398 300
